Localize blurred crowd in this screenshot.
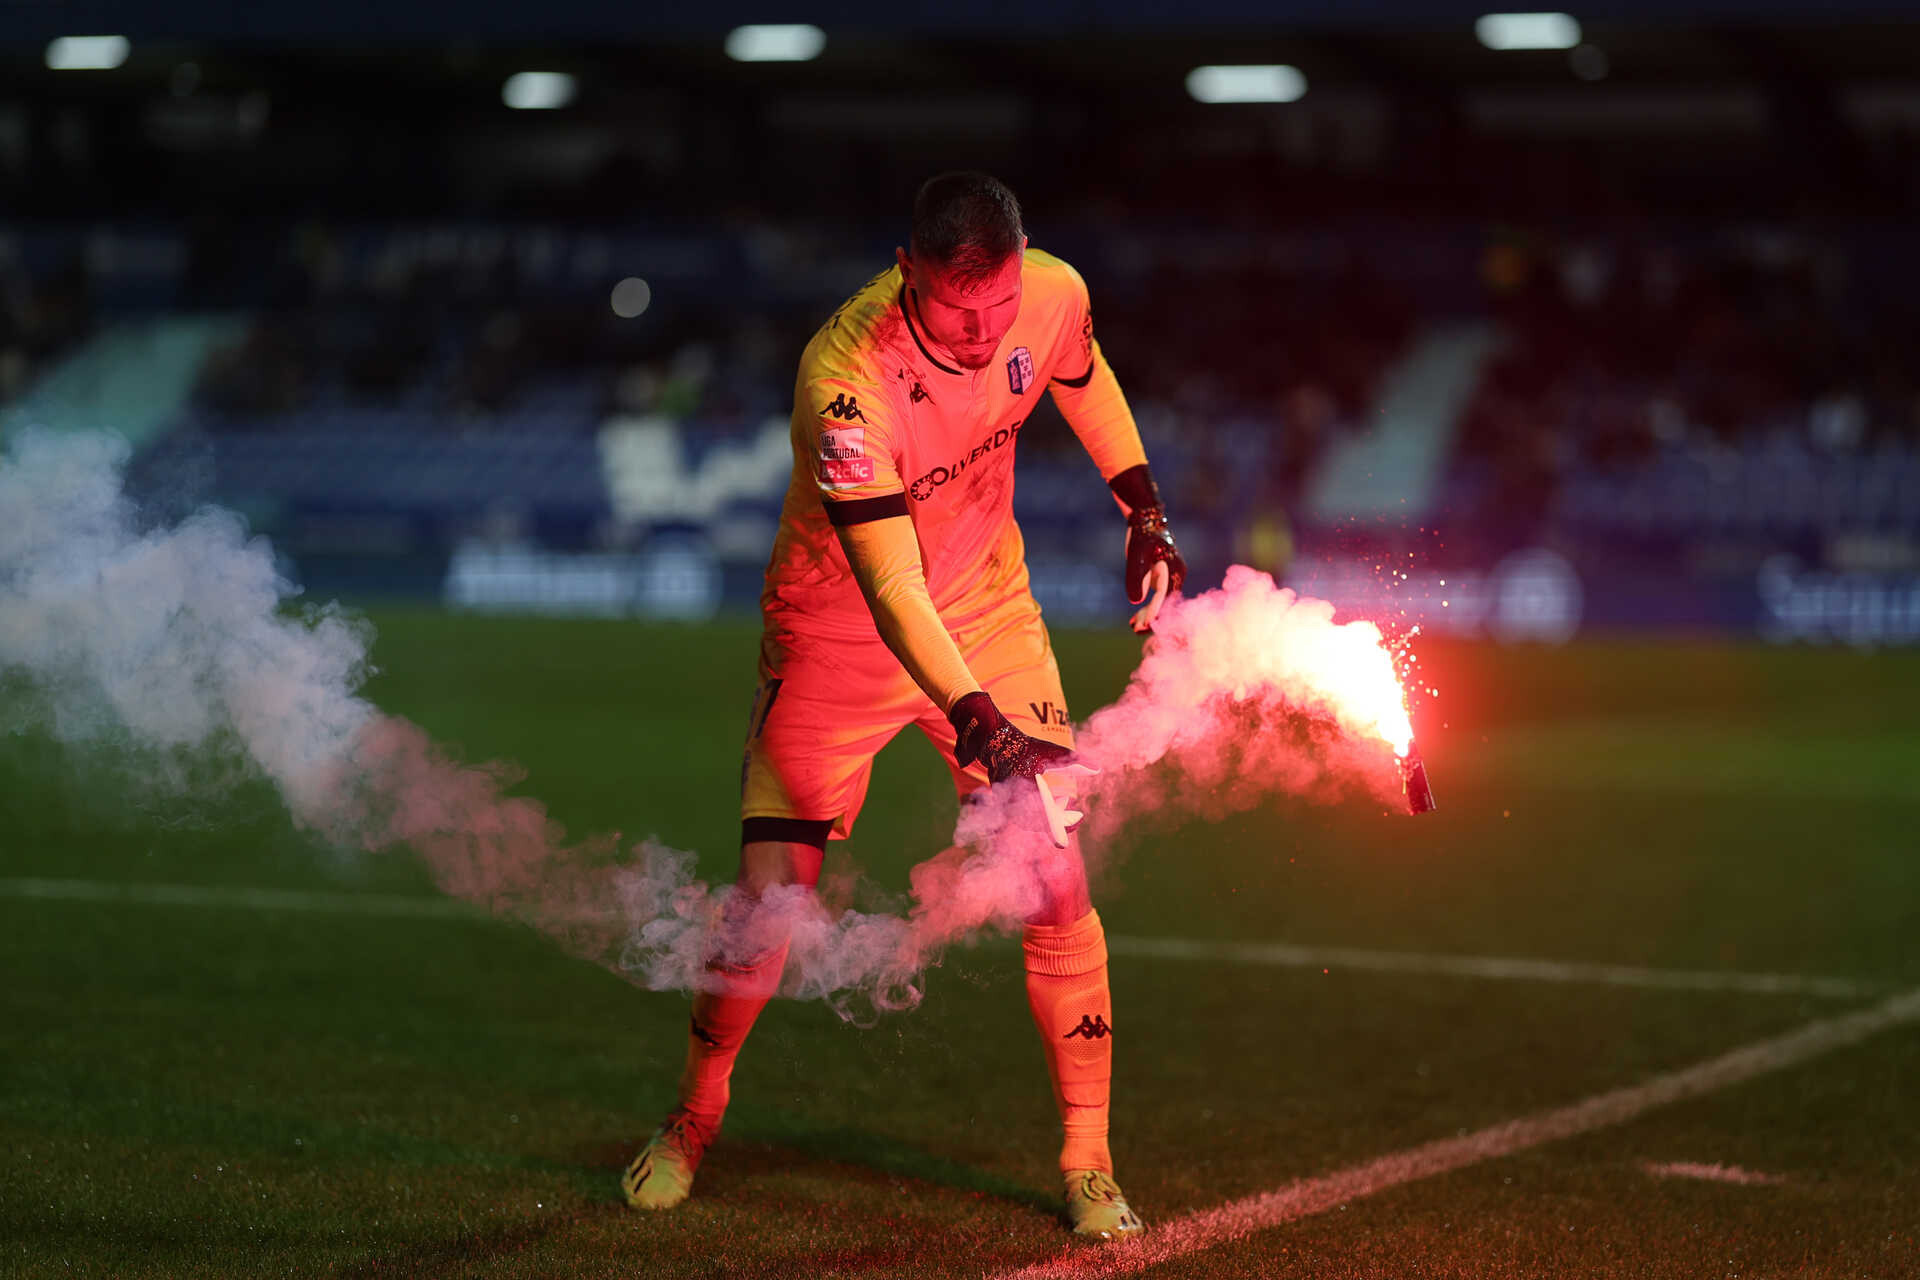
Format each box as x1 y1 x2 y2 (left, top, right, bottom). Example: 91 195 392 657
158 216 1425 523
5 213 1916 555
182 222 757 427
1455 227 1920 540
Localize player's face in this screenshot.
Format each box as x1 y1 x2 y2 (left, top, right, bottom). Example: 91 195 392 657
899 245 1026 370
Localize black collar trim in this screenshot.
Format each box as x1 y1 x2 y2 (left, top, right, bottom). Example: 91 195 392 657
900 286 962 377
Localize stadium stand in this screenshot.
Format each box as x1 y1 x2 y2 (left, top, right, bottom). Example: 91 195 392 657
3 212 1915 636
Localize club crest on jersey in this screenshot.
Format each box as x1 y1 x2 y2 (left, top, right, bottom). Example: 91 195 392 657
1006 346 1034 395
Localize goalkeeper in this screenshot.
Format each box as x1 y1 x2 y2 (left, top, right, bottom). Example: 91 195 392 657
622 171 1186 1240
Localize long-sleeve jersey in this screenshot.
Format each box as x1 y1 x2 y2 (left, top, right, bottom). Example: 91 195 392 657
760 248 1148 714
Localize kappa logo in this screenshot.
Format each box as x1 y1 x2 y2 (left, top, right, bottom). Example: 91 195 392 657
1007 346 1034 395
908 419 1023 501
1027 700 1070 727
822 392 868 422
1063 1014 1112 1041
909 381 929 404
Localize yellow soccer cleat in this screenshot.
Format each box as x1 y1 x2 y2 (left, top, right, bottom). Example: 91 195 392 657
620 1110 715 1211
1063 1169 1146 1240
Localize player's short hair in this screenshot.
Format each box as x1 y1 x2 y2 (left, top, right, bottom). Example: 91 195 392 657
910 171 1025 288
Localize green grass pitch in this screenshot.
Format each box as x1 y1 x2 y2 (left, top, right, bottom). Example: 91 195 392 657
3 611 1918 1278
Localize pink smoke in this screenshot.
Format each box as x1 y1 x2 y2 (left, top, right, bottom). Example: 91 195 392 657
4 431 1426 1021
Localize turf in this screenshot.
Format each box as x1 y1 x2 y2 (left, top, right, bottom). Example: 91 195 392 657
3 611 1918 1278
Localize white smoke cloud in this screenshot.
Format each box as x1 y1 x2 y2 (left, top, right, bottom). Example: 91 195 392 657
1 429 1416 1021
0 430 374 807
1072 566 1413 838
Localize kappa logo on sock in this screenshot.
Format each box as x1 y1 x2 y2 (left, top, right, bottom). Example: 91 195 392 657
689 1018 721 1048
1063 1014 1112 1040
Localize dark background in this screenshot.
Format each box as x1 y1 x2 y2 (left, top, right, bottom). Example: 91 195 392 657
3 1 1917 643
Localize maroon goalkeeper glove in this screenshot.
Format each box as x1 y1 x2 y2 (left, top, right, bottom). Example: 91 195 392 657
950 692 1096 847
1109 464 1186 633
950 691 1072 784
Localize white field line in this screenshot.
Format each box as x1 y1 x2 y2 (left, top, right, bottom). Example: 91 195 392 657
1642 1161 1787 1186
999 985 1920 1279
1105 935 1877 1000
0 877 1880 1001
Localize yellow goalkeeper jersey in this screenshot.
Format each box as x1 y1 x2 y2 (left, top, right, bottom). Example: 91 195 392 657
762 248 1147 651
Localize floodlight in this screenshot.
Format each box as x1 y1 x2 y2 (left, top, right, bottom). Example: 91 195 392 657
1186 65 1307 104
46 36 130 71
503 72 576 110
1475 13 1583 51
725 25 827 62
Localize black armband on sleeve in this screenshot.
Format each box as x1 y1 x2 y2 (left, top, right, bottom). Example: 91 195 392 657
1108 463 1163 516
825 493 911 527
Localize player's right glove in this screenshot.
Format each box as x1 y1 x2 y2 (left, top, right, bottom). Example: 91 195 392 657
950 692 1098 848
950 691 1070 783
1109 464 1186 634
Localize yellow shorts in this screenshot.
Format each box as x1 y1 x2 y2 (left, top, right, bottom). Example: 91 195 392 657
740 595 1073 843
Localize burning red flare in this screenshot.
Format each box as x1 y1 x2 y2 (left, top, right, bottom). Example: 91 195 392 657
1293 614 1415 758
1297 613 1436 813
1076 567 1437 816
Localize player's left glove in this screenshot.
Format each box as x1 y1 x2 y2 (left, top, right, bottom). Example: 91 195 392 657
1109 464 1187 634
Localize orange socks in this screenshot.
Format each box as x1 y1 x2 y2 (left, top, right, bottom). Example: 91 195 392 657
676 940 790 1130
675 909 1115 1175
1023 909 1114 1174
